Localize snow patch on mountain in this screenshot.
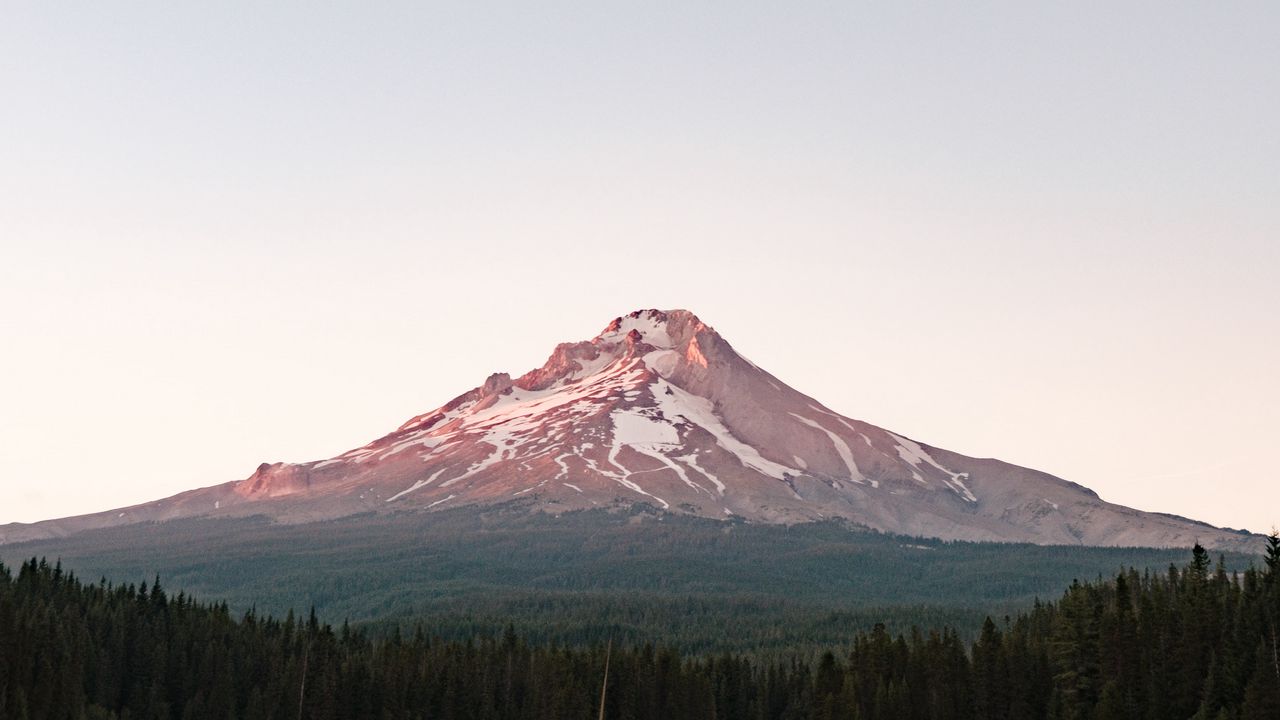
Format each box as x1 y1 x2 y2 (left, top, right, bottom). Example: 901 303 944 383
388 467 450 502
890 432 977 502
678 452 724 495
643 349 680 377
789 413 870 487
651 379 800 480
600 311 674 348
611 409 679 447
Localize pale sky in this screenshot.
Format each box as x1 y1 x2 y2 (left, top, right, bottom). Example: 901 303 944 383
2 2 1277 534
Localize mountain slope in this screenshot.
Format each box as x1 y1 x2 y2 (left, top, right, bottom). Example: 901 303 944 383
0 309 1256 549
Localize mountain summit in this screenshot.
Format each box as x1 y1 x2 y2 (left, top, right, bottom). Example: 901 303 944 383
0 309 1255 548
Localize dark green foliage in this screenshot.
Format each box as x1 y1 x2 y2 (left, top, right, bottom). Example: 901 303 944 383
1 506 1256 654
1 534 1277 719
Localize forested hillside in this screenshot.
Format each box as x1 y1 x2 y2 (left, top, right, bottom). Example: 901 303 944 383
2 537 1277 719
3 506 1260 653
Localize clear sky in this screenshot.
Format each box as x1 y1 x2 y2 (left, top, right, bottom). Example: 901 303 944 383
2 2 1277 534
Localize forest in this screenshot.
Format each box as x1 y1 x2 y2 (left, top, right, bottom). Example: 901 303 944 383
2 506 1260 654
2 535 1277 719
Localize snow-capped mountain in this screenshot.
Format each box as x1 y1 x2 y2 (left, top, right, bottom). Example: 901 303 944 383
0 309 1256 549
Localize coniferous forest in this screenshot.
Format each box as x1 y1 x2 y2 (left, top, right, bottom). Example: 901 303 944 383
2 536 1278 720
7 508 1261 656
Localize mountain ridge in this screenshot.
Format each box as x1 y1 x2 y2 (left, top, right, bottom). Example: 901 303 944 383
0 308 1258 549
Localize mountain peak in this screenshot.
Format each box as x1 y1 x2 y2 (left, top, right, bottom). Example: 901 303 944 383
511 309 721 391
1 308 1260 550
596 309 711 351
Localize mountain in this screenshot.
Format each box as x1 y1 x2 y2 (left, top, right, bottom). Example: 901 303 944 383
0 309 1256 549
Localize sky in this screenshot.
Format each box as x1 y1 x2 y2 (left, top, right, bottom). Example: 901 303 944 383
2 2 1277 534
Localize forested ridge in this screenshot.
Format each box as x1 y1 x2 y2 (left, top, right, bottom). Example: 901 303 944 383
2 536 1278 719
5 507 1259 654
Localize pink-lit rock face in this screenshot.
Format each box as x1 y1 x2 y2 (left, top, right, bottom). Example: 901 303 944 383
0 309 1259 550
234 462 312 499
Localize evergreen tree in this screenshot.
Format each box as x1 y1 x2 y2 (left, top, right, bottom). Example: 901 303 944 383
0 538 1275 720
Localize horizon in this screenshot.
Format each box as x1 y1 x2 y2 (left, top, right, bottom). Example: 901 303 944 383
3 2 1278 534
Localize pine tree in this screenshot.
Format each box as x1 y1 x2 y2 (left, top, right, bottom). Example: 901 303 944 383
972 617 1007 720
1240 643 1280 720
1091 681 1126 720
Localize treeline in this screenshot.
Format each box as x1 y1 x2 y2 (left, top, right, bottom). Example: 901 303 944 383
1 538 1278 719
7 507 1257 654
360 591 993 658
